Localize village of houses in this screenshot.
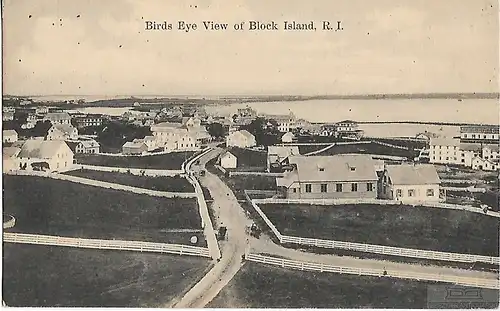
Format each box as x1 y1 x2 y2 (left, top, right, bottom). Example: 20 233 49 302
2 99 500 308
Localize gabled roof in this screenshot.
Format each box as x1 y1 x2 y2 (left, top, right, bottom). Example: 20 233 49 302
459 143 483 152
3 147 21 158
150 122 185 132
283 154 378 183
430 138 460 147
3 130 18 137
123 141 146 148
238 130 255 139
51 124 77 135
385 164 440 185
221 151 236 159
78 140 100 148
44 112 71 120
18 140 70 159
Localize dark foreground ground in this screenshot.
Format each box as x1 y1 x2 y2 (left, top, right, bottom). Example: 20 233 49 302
2 244 211 307
63 169 194 192
3 175 205 246
259 203 499 256
208 262 497 308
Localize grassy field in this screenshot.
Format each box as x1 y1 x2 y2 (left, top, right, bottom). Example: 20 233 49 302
446 190 500 211
228 147 267 170
208 262 446 308
259 203 499 256
3 175 205 245
314 141 414 158
75 151 195 169
63 169 194 192
3 244 211 307
297 144 331 154
370 138 427 150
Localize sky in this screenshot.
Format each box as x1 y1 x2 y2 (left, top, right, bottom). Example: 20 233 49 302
2 0 499 96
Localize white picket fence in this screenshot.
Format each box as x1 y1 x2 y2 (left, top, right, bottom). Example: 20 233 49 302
247 198 500 264
3 232 211 258
443 186 486 193
252 198 500 218
245 253 500 289
184 147 222 260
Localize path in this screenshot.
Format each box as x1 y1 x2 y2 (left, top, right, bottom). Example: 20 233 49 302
173 148 252 308
249 234 499 281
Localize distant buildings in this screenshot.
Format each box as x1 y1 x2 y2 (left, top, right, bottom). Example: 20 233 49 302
2 112 14 121
3 147 21 172
3 130 18 143
43 112 71 125
267 146 300 172
460 125 499 144
379 164 441 202
320 120 364 139
73 115 103 128
276 154 378 199
219 151 237 169
264 112 297 133
429 138 499 170
226 130 256 148
46 124 79 141
150 122 200 152
237 106 257 118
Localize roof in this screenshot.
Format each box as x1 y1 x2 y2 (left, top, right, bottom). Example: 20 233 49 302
239 130 254 139
44 112 71 120
78 140 100 148
18 140 70 159
268 146 300 158
385 164 440 185
3 130 18 137
460 125 499 134
281 132 295 138
221 151 236 159
459 143 483 152
123 141 146 148
150 122 184 132
430 138 460 147
281 154 378 184
144 136 156 142
52 124 76 135
3 147 21 158
337 120 357 124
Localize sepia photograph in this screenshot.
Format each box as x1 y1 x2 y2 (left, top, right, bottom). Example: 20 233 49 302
1 0 499 308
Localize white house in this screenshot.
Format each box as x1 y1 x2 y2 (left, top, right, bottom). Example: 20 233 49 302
429 138 461 165
151 122 201 152
379 164 441 202
46 124 79 141
16 140 74 172
460 125 499 143
471 157 498 171
226 130 256 148
122 141 148 155
75 140 100 154
281 132 295 143
3 130 18 143
220 151 237 169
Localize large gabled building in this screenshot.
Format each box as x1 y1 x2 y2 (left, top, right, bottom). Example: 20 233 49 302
276 154 378 199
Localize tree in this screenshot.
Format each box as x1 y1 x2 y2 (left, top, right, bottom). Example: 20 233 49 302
29 121 52 137
242 118 279 146
206 122 226 138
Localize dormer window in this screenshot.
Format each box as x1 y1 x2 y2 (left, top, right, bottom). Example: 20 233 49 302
350 166 356 171
319 167 325 172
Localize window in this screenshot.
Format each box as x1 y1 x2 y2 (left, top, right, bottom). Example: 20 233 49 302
305 184 312 193
367 183 373 191
292 188 297 193
350 167 356 171
396 189 402 197
426 189 434 196
351 183 358 192
408 189 415 197
319 168 325 172
321 184 327 193
336 184 343 192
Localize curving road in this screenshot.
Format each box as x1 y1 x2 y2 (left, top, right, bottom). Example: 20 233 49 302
173 148 252 308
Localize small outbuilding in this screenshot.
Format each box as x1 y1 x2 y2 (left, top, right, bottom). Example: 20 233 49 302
220 151 237 169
